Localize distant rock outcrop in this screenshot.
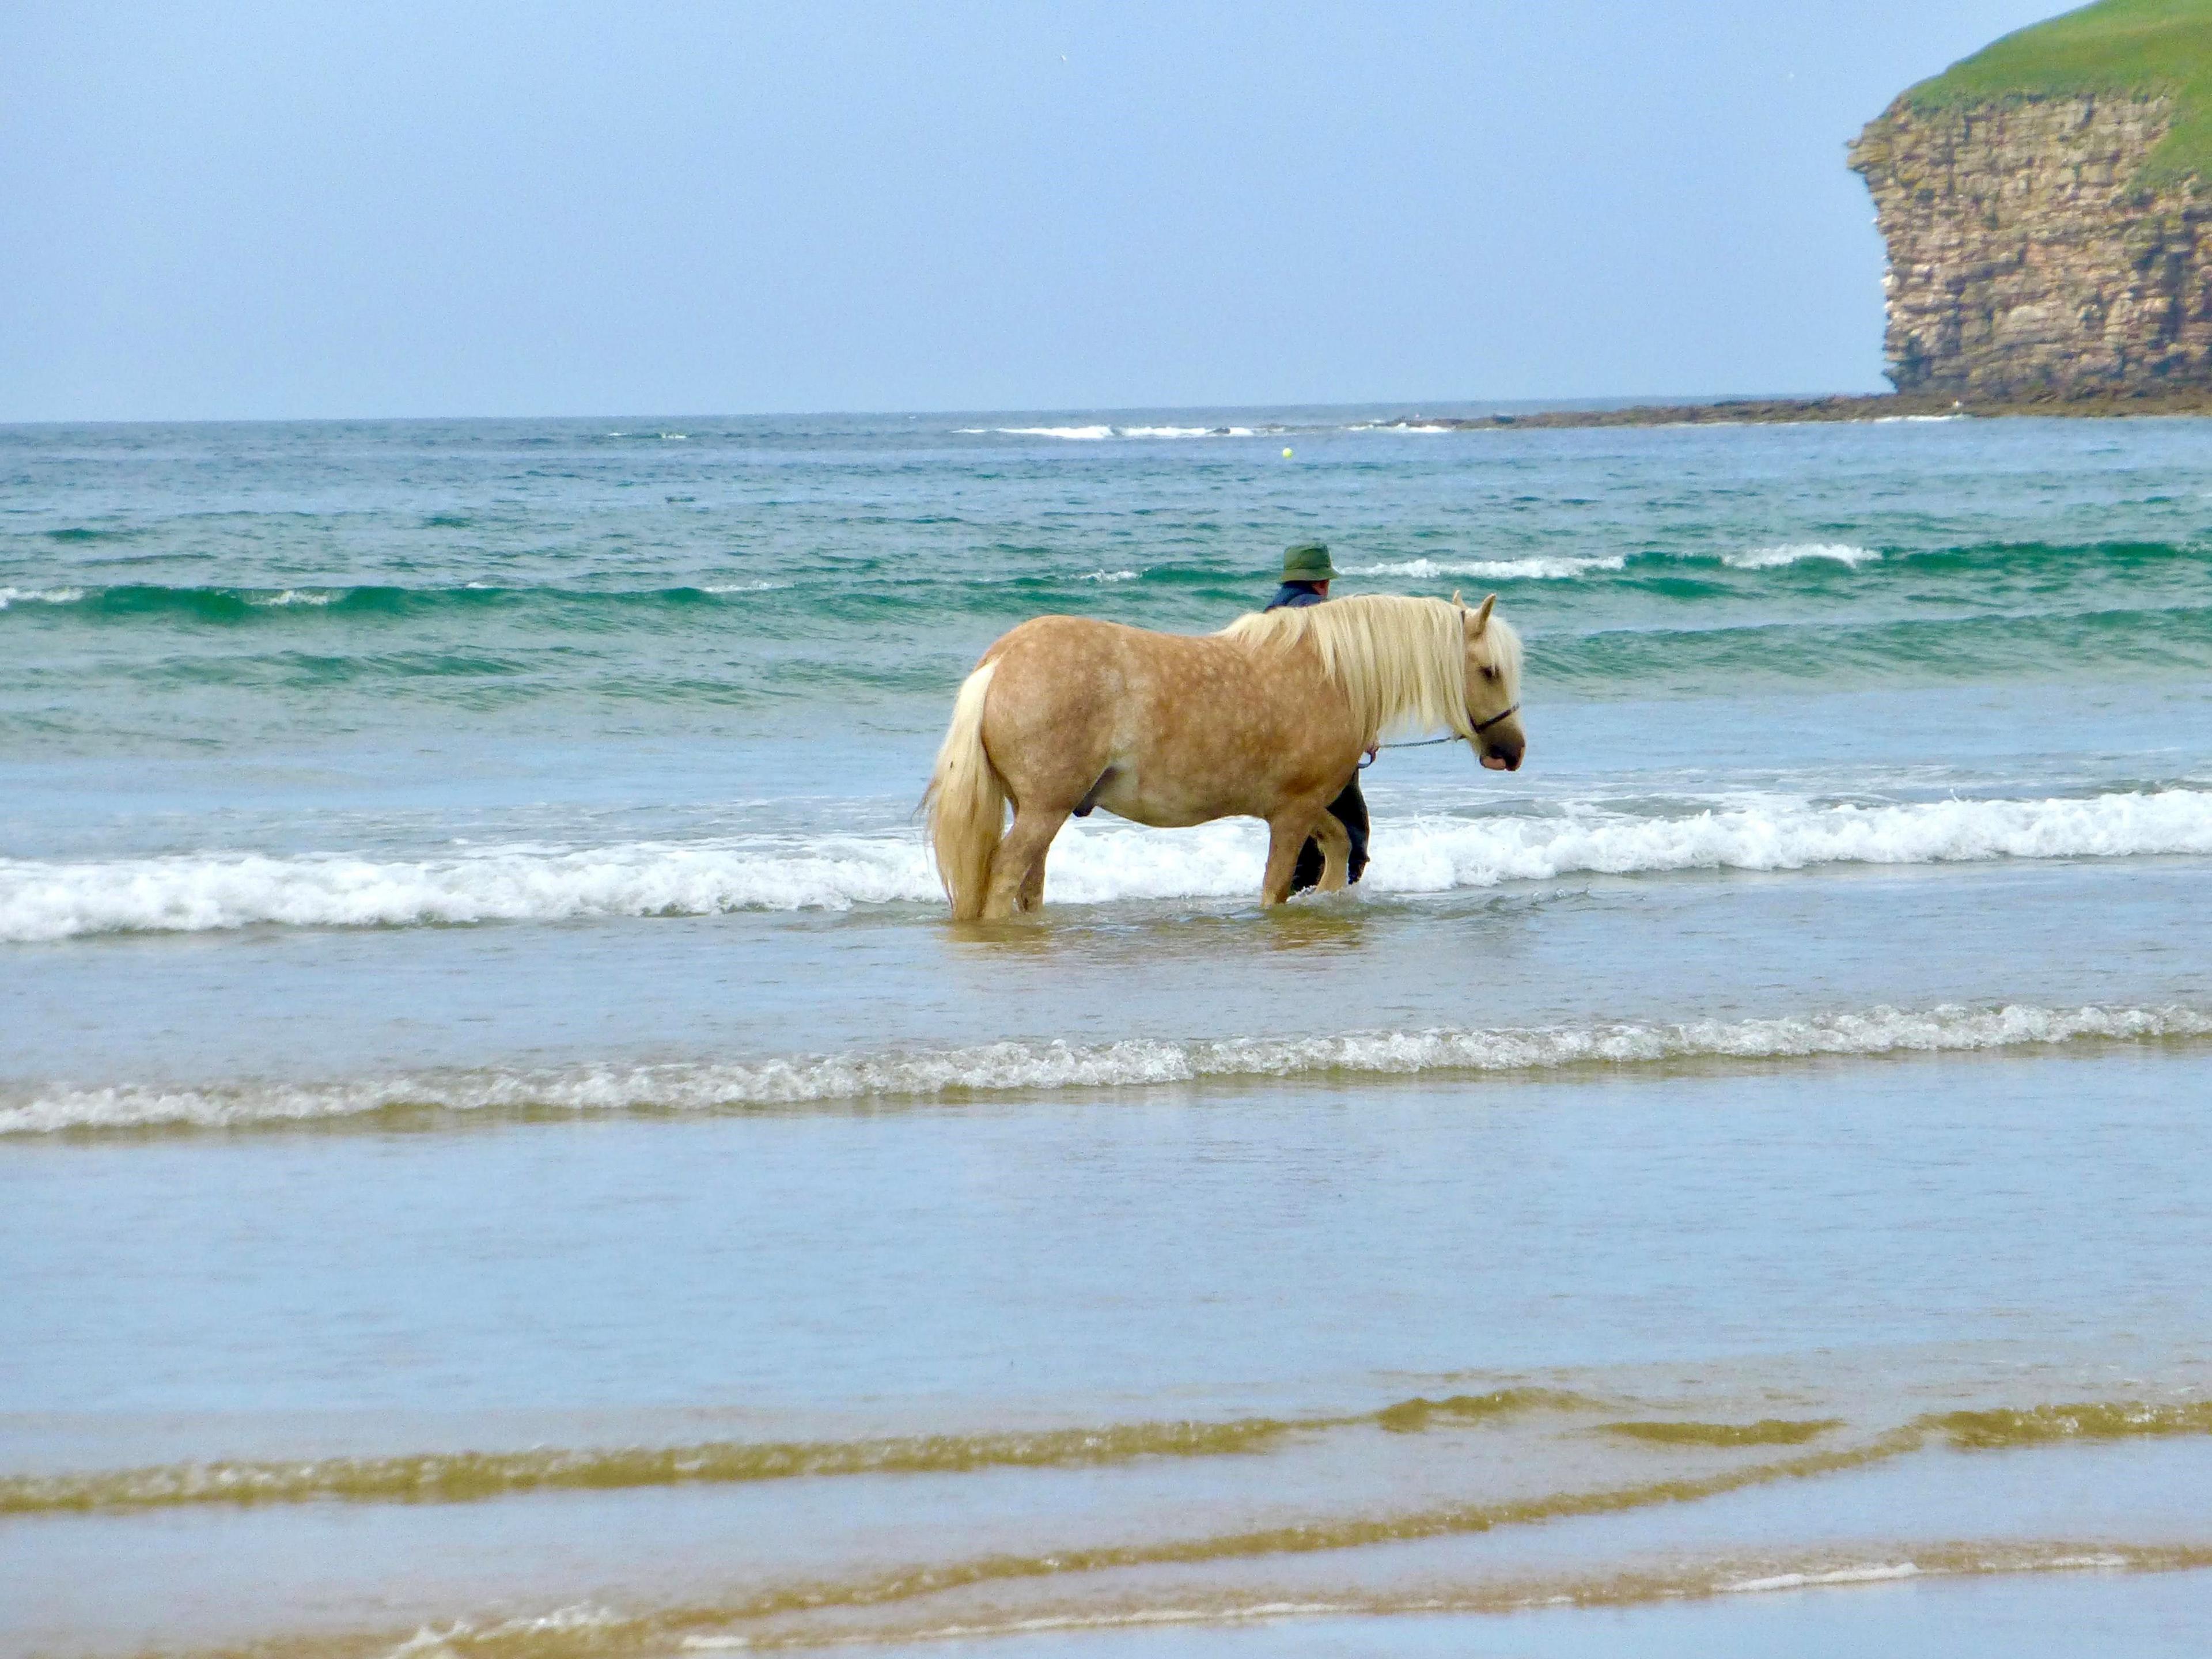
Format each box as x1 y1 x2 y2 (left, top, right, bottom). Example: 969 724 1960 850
1849 2 2212 397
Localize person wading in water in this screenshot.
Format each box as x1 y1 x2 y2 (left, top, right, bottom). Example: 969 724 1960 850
1265 540 1370 893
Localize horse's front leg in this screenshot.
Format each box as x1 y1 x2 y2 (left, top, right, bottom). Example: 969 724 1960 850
1260 800 1331 906
984 803 1071 919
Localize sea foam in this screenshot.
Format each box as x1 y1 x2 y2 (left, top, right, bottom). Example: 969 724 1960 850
6 1002 2204 1134
4 789 2209 942
0 796 2203 946
1347 556 1626 581
1724 543 1882 570
0 586 86 609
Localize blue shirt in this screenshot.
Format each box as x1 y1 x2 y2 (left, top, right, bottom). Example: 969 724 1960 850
1267 581 1327 611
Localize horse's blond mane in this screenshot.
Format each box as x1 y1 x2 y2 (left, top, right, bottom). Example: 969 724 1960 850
1218 593 1521 747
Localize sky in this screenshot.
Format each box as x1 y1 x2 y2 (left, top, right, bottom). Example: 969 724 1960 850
3 1 2070 422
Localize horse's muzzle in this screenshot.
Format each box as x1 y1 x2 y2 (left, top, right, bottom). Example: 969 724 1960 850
1480 741 1524 772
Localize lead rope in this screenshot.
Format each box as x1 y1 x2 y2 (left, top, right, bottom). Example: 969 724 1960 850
1359 703 1520 768
1360 736 1455 767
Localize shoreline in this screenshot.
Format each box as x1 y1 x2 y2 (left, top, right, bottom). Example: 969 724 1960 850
1374 387 2212 431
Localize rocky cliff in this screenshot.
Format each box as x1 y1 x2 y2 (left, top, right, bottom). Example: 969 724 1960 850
1847 0 2212 399
1850 93 2211 395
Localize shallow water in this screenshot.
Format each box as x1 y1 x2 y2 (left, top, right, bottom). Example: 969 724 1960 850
3 408 2211 1656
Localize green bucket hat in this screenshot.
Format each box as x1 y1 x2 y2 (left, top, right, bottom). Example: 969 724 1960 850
1281 540 1338 581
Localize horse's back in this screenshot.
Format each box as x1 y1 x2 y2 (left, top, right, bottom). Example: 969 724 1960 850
982 614 1198 695
976 613 1342 827
985 613 1211 668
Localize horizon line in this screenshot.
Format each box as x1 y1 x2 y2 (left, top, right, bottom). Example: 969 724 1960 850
0 389 1893 430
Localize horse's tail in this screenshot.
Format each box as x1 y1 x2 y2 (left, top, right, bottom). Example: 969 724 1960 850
924 660 1005 920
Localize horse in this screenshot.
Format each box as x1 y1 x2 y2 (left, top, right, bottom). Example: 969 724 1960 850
923 591 1525 919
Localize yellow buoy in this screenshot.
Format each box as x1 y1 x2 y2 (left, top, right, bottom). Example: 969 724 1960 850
1281 447 1294 459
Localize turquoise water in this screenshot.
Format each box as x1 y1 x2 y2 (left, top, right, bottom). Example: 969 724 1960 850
3 408 2211 1656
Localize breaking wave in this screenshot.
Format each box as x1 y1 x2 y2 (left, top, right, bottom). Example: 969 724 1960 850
1 835 940 941
969 425 1258 441
1347 556 1627 581
6 789 2209 942
1371 788 2212 890
1724 542 1882 570
6 1003 2205 1134
0 585 85 609
1342 544 1879 582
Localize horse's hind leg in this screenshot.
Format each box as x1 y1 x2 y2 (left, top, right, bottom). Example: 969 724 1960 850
1309 809 1353 893
1016 843 1050 912
984 804 1071 919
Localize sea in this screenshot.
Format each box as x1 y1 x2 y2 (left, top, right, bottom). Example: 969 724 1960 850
4 406 2211 1658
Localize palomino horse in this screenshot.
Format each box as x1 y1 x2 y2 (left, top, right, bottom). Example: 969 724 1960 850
925 592 1525 919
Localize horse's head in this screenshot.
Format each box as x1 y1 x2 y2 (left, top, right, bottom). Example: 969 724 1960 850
1456 592 1525 772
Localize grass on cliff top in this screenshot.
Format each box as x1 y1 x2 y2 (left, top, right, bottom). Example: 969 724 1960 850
1904 0 2212 186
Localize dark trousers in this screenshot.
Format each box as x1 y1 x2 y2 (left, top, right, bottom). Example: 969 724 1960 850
1288 777 1370 895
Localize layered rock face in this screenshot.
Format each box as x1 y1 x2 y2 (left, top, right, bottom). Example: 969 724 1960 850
1850 96 2212 395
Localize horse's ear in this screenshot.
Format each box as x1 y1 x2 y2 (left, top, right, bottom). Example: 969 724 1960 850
1451 589 1463 608
1471 592 1497 634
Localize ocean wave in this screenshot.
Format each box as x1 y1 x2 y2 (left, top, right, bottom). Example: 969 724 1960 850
0 1391 1580 1514
39 525 137 543
1373 789 2212 890
1348 545 1879 579
1722 1563 1922 1593
349 1540 2212 1658
1931 1400 2212 1449
1347 556 1627 581
1541 603 2212 691
0 585 85 609
6 1003 2205 1134
0 582 795 621
337 1541 2212 1659
5 543 2199 652
0 835 939 941
984 425 1255 440
48 1389 2185 1520
1723 542 1882 570
0 1416 1306 1514
361 1471 2211 1648
7 789 2207 942
1599 1418 1841 1448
